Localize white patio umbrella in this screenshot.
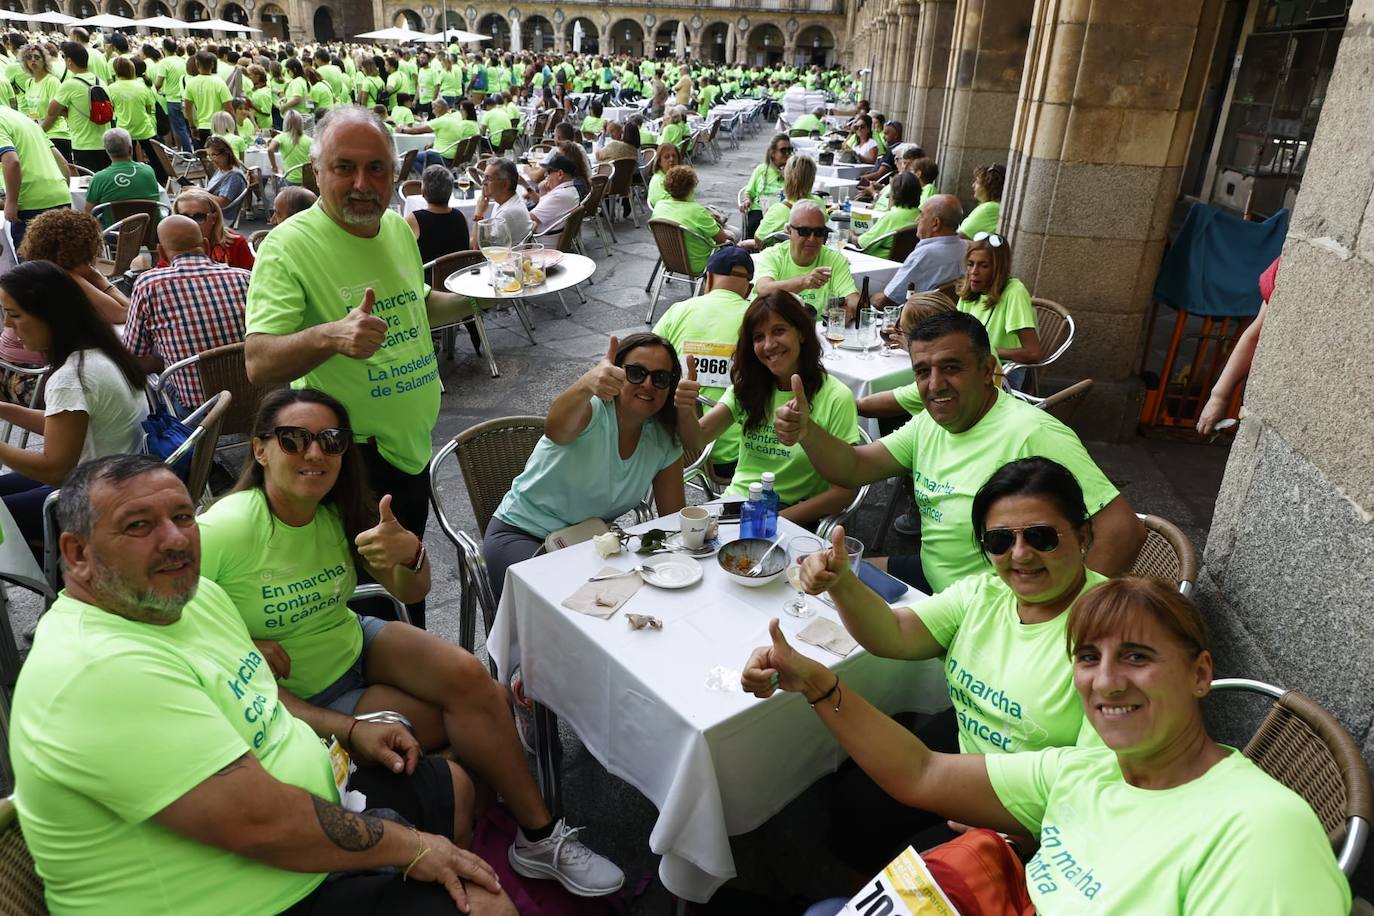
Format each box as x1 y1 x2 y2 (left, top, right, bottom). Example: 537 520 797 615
724 23 735 63
356 26 408 40
81 12 137 27
197 17 258 32
674 21 686 58
413 31 446 43
572 20 582 54
137 14 189 29
446 28 487 43
509 17 520 53
19 10 81 24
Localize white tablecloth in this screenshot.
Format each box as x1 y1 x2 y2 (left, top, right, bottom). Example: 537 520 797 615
243 147 274 178
403 194 479 233
488 514 947 903
816 163 870 181
602 104 643 124
394 132 435 155
69 177 170 213
821 331 915 435
814 175 859 202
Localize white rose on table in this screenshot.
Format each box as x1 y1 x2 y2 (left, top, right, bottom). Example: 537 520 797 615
593 532 622 558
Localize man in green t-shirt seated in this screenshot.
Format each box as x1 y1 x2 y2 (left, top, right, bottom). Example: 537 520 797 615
775 311 1147 594
790 107 825 136
83 128 162 227
753 200 858 317
9 456 514 915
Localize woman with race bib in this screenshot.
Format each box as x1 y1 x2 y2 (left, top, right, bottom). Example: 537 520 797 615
675 291 859 527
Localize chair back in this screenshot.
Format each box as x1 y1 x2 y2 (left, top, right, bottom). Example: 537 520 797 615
636 147 656 183
148 139 179 178
552 204 586 253
531 110 551 139
395 148 419 186
582 174 609 214
248 228 270 255
0 797 44 916
448 416 547 536
193 343 276 439
1128 513 1199 595
452 135 479 167
428 250 484 292
1036 378 1094 425
606 157 636 197
104 213 151 275
648 218 700 277
1209 680 1374 876
1030 297 1074 367
494 128 518 155
98 199 168 249
888 224 921 263
400 178 421 198
178 390 232 502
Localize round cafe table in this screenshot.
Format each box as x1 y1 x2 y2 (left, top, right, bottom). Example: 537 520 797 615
444 251 596 344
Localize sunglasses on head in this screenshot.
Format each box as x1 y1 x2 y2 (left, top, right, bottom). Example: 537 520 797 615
623 363 673 390
980 525 1060 556
259 425 353 455
973 231 1004 248
790 225 832 240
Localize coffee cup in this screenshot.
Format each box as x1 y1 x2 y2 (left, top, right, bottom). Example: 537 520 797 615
680 506 710 549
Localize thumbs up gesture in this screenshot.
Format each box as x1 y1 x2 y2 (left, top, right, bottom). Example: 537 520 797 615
741 618 825 699
583 335 628 401
773 374 811 446
354 494 420 570
674 355 702 410
800 524 853 595
333 287 389 360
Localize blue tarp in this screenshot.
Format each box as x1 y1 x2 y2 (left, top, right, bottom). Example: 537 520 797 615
1152 203 1288 318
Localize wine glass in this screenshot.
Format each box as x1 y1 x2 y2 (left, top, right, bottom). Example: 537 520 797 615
823 299 847 361
477 220 511 289
456 171 473 199
784 535 826 618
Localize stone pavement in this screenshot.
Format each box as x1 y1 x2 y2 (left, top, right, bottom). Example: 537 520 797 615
0 128 1231 912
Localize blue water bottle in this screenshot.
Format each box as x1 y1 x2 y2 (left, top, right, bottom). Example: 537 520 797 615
740 482 765 539
759 472 780 539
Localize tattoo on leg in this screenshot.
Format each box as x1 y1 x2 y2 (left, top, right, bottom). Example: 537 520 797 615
311 795 385 851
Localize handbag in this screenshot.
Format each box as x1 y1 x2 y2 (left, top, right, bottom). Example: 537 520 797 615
921 829 1036 916
142 402 195 480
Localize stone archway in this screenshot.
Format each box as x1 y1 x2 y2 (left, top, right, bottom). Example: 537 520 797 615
181 0 205 21
565 16 597 55
392 7 421 29
260 2 287 38
700 21 730 64
313 5 335 41
0 0 24 13
221 1 247 25
795 25 834 67
747 23 784 68
522 14 553 52
143 0 169 17
70 0 97 17
653 19 682 58
108 0 134 15
608 18 642 57
476 12 509 50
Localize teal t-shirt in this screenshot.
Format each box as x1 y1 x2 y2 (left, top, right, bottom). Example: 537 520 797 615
916 570 1106 754
651 198 722 274
878 391 1119 593
754 243 858 313
986 746 1350 914
199 488 362 699
10 582 334 915
494 396 682 539
653 287 751 464
960 277 1037 357
720 373 859 504
246 206 438 475
959 199 1000 238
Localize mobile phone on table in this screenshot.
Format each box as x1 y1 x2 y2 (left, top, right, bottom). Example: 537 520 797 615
712 501 744 521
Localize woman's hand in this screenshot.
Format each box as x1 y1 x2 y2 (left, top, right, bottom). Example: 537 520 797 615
253 639 291 680
741 618 830 699
673 356 700 410
581 335 627 400
348 719 420 775
738 193 751 213
405 832 503 912
800 525 857 596
354 495 420 570
1196 392 1230 436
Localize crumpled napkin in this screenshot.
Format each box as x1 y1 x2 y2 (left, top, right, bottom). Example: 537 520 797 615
562 567 642 619
627 614 662 630
797 617 858 658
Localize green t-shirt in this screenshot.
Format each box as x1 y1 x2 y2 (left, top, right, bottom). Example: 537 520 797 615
431 112 477 156
647 171 670 208
308 80 334 114
960 277 1036 357
651 198 722 274
23 73 67 139
316 64 346 100
416 66 438 104
481 106 513 137
85 47 112 82
84 160 160 220
275 134 312 182
754 243 858 313
283 75 310 111
743 162 784 210
184 73 231 129
756 195 826 245
246 206 438 475
355 74 383 107
580 115 605 136
199 488 363 698
959 199 1000 238
858 204 920 259
791 113 824 134
878 390 1120 593
660 121 689 147
250 86 274 128
10 583 334 915
213 130 248 162
438 67 462 96
916 570 1106 754
54 72 109 151
891 380 924 415
160 54 187 102
986 746 1350 914
108 77 155 140
653 287 751 464
0 107 71 211
391 105 415 127
720 373 859 504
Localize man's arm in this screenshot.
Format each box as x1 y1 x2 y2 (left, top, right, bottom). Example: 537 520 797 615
754 267 830 298
1084 495 1147 578
40 99 65 134
1 150 20 223
774 375 906 487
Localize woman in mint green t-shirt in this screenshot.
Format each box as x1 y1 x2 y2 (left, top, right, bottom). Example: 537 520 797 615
854 172 921 259
958 161 1004 239
957 233 1042 388
675 291 859 526
745 576 1350 916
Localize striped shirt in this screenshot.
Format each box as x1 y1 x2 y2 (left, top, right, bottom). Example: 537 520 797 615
124 253 249 408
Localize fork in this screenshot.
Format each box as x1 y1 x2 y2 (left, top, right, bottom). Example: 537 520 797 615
588 565 645 582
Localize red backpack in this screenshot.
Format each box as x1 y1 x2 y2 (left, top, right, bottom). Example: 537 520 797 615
74 75 114 125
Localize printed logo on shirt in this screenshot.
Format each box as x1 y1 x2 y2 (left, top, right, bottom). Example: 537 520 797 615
1025 823 1104 901
258 562 349 629
944 642 1049 752
224 648 281 749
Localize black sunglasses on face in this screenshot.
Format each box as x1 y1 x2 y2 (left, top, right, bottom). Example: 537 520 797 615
184 211 211 223
623 363 673 389
980 525 1061 556
789 225 832 240
259 425 353 455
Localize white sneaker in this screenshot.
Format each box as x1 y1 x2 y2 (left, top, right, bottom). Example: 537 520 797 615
508 818 625 897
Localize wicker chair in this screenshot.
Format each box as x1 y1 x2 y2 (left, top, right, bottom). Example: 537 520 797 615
1209 679 1373 876
580 174 615 256
162 390 233 505
423 250 499 378
248 228 270 256
95 213 151 279
280 162 319 194
1002 298 1075 395
643 217 724 324
1128 514 1199 596
0 797 43 915
399 178 421 199
153 343 278 445
602 157 640 227
1019 377 1095 425
393 148 419 202
90 199 170 251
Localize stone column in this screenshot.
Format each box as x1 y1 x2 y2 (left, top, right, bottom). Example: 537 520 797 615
935 0 1032 207
871 19 889 109
1001 0 1227 439
904 0 955 149
1199 0 1374 809
887 1 920 120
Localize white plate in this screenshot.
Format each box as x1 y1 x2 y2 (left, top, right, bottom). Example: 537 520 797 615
837 338 882 351
639 554 703 589
665 532 722 557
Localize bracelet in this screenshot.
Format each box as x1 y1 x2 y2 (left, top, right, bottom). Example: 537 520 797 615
808 674 842 712
402 845 430 881
102 283 115 292
407 537 426 573
345 717 359 750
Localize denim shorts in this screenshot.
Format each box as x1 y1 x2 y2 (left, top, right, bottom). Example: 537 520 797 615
305 615 389 715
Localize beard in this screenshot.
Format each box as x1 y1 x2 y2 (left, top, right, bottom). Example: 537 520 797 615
336 192 385 227
88 549 199 625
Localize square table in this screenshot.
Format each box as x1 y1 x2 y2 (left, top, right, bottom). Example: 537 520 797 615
488 513 947 903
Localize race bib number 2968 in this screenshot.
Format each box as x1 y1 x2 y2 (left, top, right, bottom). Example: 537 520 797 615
681 340 735 389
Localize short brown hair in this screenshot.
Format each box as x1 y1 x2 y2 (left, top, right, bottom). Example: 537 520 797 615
1066 577 1209 660
17 208 103 268
663 165 697 201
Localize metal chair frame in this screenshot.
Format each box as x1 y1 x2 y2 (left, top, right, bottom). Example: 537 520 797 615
1001 298 1076 395
423 251 500 378
1128 513 1199 596
643 217 725 325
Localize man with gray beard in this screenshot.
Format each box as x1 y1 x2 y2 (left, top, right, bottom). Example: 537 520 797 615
244 106 475 629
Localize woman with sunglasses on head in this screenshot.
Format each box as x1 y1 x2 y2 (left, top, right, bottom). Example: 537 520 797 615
675 292 859 527
959 232 1041 388
169 188 255 270
198 387 628 897
739 133 791 241
482 333 687 601
752 576 1350 916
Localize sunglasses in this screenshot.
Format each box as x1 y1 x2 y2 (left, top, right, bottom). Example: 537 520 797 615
973 231 1004 248
623 363 673 390
183 211 212 223
789 225 832 240
259 425 353 455
980 525 1060 556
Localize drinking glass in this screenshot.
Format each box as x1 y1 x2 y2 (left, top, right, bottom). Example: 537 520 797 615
514 242 546 288
881 305 904 353
457 172 473 198
823 301 848 361
784 535 826 618
477 220 511 290
855 307 879 360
